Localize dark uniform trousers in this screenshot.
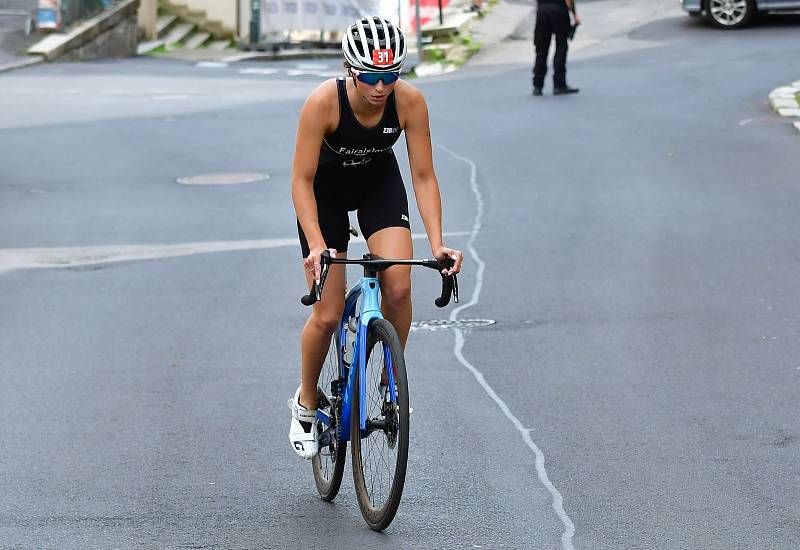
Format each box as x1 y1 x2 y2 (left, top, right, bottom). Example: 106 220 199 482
533 1 571 89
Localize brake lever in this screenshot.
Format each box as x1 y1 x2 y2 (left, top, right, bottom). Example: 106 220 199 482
315 251 332 301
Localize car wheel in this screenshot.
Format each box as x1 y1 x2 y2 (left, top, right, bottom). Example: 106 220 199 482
705 0 756 29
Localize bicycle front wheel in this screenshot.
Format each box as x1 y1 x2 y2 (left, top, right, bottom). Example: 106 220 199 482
312 327 346 501
351 318 409 531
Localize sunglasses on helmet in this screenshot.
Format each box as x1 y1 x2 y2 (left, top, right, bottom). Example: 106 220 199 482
353 70 401 86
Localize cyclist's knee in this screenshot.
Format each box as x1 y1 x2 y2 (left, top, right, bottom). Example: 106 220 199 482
381 280 411 309
309 309 341 335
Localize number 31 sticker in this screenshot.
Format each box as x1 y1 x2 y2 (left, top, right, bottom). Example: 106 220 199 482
373 49 394 66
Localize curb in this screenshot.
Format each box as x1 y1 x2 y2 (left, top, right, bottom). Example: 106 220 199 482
768 81 800 135
148 46 344 63
213 48 341 62
0 55 44 74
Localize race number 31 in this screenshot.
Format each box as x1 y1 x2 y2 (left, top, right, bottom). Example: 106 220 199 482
373 49 394 66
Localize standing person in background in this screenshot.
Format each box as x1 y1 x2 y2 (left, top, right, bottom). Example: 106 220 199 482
532 0 581 96
466 0 483 12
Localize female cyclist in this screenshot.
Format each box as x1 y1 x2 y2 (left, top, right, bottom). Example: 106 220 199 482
288 15 464 458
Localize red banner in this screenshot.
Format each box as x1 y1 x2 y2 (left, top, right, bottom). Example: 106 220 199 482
407 0 450 31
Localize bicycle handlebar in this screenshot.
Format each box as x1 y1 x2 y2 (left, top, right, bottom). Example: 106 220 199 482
300 289 321 307
301 250 459 308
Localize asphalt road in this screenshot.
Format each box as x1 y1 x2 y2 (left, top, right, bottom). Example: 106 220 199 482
1 3 799 548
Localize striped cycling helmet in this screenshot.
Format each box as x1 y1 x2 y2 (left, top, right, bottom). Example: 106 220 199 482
342 16 407 72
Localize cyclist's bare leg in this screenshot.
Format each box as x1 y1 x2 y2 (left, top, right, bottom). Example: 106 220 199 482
367 226 413 350
299 263 346 409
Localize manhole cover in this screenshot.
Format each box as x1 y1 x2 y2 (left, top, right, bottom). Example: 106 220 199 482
177 172 270 185
410 319 496 332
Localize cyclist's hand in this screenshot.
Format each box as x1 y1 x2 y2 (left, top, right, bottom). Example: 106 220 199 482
433 245 463 276
304 247 337 284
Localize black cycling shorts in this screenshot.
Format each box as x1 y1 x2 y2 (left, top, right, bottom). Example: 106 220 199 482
297 152 411 258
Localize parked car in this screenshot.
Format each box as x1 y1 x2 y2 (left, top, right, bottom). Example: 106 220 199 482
682 0 800 29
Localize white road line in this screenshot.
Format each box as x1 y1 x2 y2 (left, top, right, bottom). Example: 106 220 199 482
151 94 190 101
0 231 471 274
196 61 229 68
236 67 339 78
436 143 577 550
296 63 331 70
238 67 280 75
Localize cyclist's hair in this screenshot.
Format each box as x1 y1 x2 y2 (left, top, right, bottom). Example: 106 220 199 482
341 16 406 72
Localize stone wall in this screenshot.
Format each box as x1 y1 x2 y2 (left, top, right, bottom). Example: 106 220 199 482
60 10 138 60
28 0 140 61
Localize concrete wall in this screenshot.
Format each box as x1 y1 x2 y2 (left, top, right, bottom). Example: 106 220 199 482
60 9 138 60
205 0 236 33
28 0 139 61
170 0 238 35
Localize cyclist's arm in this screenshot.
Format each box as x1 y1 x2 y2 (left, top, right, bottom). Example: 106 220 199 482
291 83 334 253
400 84 444 252
399 84 462 274
566 0 580 23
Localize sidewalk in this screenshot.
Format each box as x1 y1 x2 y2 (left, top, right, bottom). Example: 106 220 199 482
0 12 42 72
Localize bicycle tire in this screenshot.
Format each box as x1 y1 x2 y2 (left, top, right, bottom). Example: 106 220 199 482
312 328 347 501
351 318 409 531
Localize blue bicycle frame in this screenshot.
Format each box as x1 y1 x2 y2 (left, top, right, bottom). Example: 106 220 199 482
317 275 396 442
302 251 457 445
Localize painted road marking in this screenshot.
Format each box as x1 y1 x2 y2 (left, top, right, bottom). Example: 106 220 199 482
437 143 576 550
0 232 470 274
196 61 229 68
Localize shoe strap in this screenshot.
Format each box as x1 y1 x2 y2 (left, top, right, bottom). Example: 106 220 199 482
292 402 317 423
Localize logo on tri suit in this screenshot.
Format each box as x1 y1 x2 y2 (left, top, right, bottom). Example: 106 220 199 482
342 158 372 168
383 127 400 134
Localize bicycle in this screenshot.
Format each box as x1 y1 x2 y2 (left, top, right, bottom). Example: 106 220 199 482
300 249 459 531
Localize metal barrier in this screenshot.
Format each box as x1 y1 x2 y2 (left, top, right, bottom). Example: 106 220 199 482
0 0 35 34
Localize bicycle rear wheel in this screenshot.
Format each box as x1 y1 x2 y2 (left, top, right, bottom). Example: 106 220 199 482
351 318 409 531
312 328 347 501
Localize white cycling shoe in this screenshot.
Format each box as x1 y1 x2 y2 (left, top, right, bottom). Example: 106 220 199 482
287 386 319 459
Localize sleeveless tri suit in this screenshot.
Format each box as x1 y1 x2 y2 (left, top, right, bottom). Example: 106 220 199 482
297 77 410 257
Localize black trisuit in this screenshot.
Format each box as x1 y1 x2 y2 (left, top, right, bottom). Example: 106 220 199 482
297 77 411 258
533 0 572 90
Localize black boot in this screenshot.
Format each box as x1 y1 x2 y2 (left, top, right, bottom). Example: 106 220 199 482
553 86 579 95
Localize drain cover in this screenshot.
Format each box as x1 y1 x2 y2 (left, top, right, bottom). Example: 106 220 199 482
410 319 496 332
177 172 270 185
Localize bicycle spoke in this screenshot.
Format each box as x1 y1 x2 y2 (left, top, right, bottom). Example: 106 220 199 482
312 326 346 501
352 319 408 530
359 340 401 510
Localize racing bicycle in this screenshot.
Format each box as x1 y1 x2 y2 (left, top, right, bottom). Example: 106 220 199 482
300 249 458 531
